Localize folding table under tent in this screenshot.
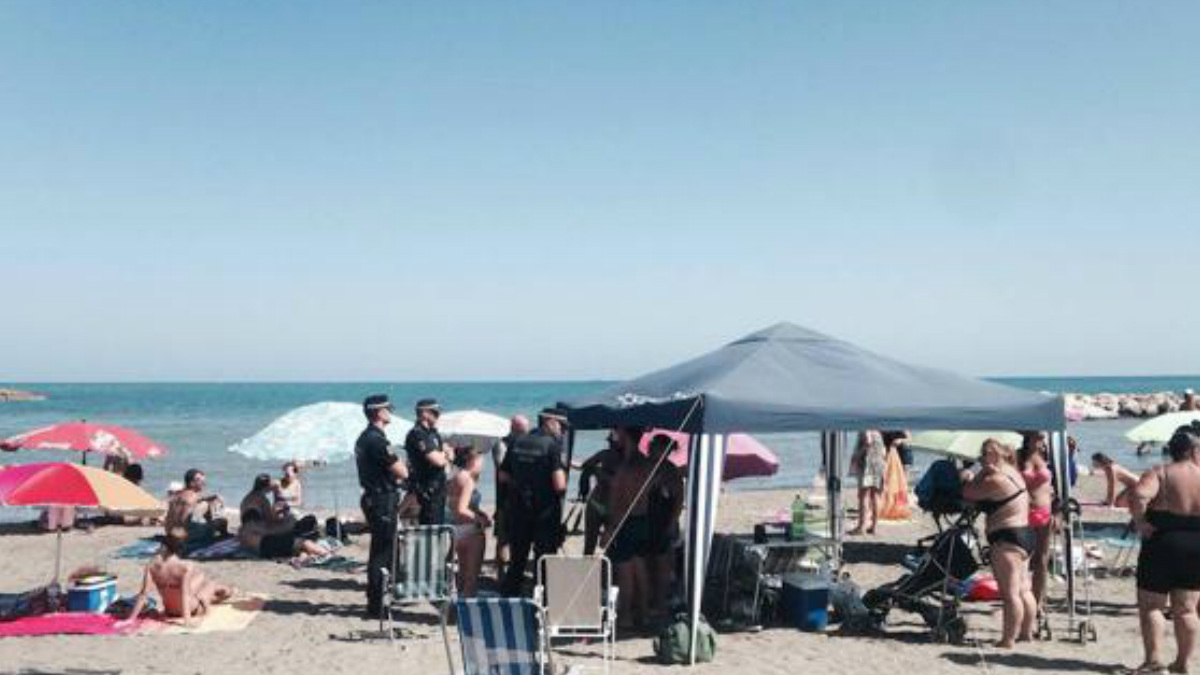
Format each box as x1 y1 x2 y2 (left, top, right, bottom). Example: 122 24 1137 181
561 322 1069 664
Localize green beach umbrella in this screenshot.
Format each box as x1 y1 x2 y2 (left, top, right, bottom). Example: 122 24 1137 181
907 430 1023 461
1124 411 1200 444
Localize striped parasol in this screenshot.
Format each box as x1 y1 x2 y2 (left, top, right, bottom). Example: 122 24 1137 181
1 421 167 461
0 462 161 583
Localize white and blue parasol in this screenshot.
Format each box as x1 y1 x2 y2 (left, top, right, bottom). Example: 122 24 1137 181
228 401 411 464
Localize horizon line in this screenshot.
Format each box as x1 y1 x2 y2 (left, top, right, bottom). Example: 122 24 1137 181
5 373 1200 386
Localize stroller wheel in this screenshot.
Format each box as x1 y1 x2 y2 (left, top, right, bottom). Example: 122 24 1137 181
932 618 966 645
1077 621 1097 644
861 589 884 610
945 616 968 645
1036 614 1053 641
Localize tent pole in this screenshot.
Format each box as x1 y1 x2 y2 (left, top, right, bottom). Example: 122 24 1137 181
685 431 705 667
686 427 724 666
825 429 844 566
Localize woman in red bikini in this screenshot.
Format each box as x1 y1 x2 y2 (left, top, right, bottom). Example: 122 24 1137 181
1018 432 1054 613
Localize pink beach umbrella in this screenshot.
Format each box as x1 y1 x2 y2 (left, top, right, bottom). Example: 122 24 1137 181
639 430 780 481
1 421 167 461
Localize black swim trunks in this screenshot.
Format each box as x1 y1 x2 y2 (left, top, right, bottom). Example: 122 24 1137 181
606 515 651 564
987 526 1036 557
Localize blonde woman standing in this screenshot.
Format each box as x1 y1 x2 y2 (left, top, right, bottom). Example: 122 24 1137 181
963 439 1037 649
849 430 887 535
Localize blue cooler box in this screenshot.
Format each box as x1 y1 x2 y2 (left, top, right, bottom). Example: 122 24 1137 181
67 575 118 613
781 573 830 631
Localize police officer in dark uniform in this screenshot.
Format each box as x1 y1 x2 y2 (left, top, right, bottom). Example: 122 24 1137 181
499 407 569 596
404 398 452 526
354 394 408 618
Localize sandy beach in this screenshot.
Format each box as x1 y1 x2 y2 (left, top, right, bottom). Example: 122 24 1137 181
0 476 1161 675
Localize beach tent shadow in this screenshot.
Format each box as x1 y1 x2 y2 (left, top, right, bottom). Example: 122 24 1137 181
943 650 1120 672
8 671 121 675
842 540 913 566
262 598 373 620
282 577 364 592
1054 599 1131 618
829 625 945 645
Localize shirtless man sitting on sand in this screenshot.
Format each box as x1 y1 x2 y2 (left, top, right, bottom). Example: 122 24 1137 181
123 527 235 627
164 468 229 546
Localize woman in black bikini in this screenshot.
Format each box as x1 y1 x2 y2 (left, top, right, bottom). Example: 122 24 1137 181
1128 423 1200 675
962 438 1037 649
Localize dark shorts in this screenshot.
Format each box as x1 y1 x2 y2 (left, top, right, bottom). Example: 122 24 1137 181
1138 531 1200 594
607 515 651 564
988 526 1036 558
293 514 320 539
493 504 507 543
642 527 677 557
260 532 296 559
185 521 219 547
417 488 447 526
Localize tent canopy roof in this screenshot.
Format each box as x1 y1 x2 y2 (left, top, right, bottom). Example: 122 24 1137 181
563 322 1065 434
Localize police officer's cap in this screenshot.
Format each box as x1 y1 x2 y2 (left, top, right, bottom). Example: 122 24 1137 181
363 394 394 414
416 398 441 414
538 407 570 425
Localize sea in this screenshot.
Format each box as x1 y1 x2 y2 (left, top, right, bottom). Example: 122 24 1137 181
2 377 1199 522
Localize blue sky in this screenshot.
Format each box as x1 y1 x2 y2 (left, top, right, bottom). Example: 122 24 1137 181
2 2 1197 381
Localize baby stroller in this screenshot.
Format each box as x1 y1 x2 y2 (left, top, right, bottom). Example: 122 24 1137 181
862 511 983 644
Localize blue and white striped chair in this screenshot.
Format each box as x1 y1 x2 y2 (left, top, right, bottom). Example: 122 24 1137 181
382 525 456 641
451 597 554 675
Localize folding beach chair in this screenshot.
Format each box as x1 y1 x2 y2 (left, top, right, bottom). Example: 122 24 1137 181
534 555 618 674
381 525 456 643
449 597 556 675
1103 521 1140 576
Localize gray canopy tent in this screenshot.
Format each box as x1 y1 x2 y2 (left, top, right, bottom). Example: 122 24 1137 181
562 322 1072 663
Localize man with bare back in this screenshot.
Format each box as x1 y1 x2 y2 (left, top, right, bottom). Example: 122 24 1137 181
165 469 228 548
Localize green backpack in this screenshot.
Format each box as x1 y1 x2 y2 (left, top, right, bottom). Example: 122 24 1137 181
654 613 716 665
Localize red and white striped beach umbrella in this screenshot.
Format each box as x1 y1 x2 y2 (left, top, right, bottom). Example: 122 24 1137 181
0 421 167 460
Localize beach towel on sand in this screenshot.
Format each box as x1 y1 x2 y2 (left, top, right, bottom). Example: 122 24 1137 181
0 597 263 638
187 537 251 561
0 613 144 638
116 535 248 561
879 449 912 521
143 595 266 635
113 538 163 560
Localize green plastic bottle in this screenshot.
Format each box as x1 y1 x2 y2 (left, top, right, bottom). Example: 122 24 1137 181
790 493 807 540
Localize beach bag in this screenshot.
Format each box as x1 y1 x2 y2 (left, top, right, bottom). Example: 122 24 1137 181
0 586 52 621
916 460 963 514
655 613 716 664
879 449 912 521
